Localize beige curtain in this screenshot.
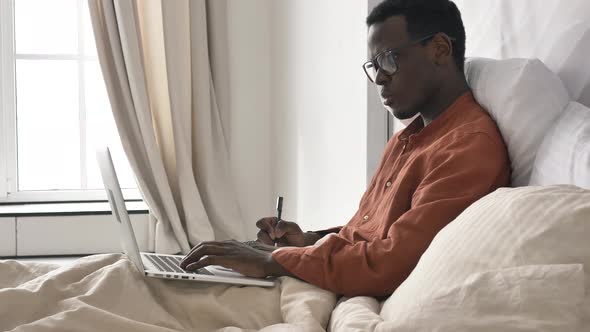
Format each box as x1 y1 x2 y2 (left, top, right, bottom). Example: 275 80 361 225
88 0 246 254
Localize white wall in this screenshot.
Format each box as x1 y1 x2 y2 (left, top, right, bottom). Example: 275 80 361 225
224 0 369 234
270 1 368 231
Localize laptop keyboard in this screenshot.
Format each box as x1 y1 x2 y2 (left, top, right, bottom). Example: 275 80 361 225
144 254 213 275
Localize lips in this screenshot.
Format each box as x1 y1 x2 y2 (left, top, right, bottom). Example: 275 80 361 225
381 94 395 106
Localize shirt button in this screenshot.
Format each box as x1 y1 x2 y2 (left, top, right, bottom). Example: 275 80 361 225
363 215 369 222
386 181 392 187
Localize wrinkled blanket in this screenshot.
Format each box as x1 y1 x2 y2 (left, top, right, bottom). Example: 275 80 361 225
0 254 337 332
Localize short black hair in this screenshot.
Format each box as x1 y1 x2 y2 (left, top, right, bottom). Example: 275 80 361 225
366 0 466 72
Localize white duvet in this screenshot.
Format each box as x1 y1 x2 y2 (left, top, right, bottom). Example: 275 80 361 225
1 255 585 332
0 254 336 332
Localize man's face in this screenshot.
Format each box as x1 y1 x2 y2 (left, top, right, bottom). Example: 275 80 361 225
367 16 437 120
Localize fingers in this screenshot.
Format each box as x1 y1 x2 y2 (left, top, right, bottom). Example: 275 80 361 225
275 236 291 247
185 255 229 271
274 220 301 239
179 241 227 269
256 230 275 245
256 217 279 240
256 217 302 245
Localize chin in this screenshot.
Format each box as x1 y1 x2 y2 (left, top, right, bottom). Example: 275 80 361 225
392 108 418 120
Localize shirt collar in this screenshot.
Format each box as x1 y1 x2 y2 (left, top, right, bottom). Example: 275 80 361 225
397 91 475 142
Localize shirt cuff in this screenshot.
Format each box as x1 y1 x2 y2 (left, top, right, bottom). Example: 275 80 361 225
271 246 325 288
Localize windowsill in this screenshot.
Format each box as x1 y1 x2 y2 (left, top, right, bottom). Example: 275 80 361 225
3 255 87 266
0 200 149 217
0 189 143 204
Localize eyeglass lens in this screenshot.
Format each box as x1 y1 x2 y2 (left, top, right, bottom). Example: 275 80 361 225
365 51 398 82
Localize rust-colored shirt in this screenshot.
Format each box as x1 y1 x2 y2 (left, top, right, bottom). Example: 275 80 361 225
272 92 511 297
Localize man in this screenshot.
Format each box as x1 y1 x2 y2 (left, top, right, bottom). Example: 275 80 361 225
180 0 510 297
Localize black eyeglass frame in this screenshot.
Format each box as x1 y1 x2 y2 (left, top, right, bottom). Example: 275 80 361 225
363 33 454 83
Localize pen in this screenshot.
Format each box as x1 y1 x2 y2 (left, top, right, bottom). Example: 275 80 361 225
275 196 283 247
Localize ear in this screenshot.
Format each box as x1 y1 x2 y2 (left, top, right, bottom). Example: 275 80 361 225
430 33 453 66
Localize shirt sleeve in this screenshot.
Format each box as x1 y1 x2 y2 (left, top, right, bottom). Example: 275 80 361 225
272 132 510 297
310 226 343 237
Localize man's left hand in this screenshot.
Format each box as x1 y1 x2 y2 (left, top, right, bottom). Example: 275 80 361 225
179 240 293 278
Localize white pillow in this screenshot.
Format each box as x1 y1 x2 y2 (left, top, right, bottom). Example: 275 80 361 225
329 264 585 331
529 101 590 188
376 265 585 332
380 185 590 327
465 58 570 186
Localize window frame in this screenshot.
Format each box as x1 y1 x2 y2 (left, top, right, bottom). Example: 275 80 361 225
0 0 18 200
0 0 140 203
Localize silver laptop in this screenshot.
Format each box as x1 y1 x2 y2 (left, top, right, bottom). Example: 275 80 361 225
96 147 275 287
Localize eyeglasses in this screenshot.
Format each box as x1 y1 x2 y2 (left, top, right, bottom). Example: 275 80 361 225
363 34 437 83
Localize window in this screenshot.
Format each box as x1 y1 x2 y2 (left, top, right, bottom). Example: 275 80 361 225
0 0 139 202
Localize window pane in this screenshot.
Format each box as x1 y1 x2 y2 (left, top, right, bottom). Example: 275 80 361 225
82 0 98 56
84 61 137 189
15 0 78 54
16 60 81 190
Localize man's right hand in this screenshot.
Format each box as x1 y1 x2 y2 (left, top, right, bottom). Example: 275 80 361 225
256 217 320 247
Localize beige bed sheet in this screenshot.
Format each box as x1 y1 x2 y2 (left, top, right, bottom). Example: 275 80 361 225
0 254 336 332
